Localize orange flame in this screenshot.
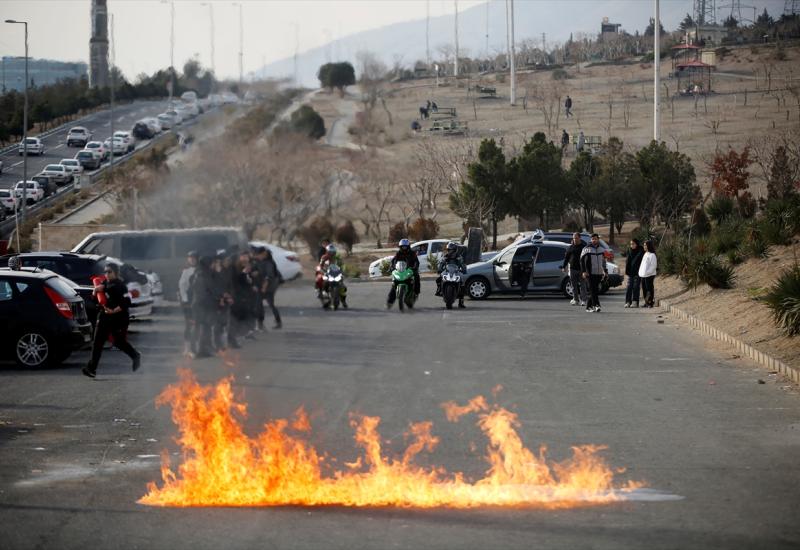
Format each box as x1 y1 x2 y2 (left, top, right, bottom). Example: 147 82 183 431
139 370 642 508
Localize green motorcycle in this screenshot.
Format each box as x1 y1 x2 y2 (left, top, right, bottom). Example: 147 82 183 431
390 260 416 311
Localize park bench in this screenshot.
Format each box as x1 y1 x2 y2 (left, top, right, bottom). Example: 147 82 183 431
474 85 497 97
431 106 457 118
428 119 468 136
570 134 603 154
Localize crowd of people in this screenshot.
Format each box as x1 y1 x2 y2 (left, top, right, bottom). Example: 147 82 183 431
178 245 283 359
561 232 658 312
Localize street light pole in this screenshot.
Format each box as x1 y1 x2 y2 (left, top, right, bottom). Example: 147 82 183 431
232 3 243 89
653 0 661 141
509 0 516 105
109 13 115 181
5 19 28 237
453 0 459 77
200 2 215 79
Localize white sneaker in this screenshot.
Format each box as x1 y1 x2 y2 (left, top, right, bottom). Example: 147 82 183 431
594 306 601 313
570 299 577 305
580 301 586 307
624 303 631 308
585 307 594 313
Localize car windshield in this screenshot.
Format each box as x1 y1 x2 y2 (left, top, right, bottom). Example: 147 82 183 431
0 191 11 197
77 152 91 158
87 143 99 148
45 165 61 171
24 138 37 144
70 129 85 134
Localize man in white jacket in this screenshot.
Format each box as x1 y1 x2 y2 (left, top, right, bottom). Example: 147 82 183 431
638 241 658 308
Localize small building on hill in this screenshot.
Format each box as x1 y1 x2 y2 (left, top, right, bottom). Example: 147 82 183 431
600 17 621 40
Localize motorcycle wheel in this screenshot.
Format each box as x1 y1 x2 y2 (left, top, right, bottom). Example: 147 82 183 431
444 285 455 310
398 286 406 312
332 286 340 310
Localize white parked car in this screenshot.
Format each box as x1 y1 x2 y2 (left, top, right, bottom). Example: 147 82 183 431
164 110 183 125
67 126 92 147
84 141 109 161
0 189 20 213
13 180 45 204
156 113 176 130
113 131 135 153
40 163 72 185
248 241 303 281
368 239 449 278
102 137 127 156
59 158 84 176
18 137 45 156
145 271 164 306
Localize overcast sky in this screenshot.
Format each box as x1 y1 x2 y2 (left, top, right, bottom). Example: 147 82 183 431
1 0 486 80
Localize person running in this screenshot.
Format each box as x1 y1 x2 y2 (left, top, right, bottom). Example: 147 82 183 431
561 232 587 306
580 233 607 313
638 240 658 308
82 263 140 378
624 239 644 308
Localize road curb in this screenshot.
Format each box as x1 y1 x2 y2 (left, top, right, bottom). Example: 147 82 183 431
659 298 799 384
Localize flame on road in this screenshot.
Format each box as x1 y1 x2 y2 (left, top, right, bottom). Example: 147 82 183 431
139 370 642 508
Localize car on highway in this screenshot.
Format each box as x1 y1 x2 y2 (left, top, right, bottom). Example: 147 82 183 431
40 163 73 185
132 121 156 140
463 237 622 301
249 241 303 281
143 117 163 134
164 109 183 125
13 180 45 204
59 158 84 177
18 137 45 156
0 270 92 368
113 131 135 153
156 113 177 130
0 159 3 175
30 174 57 198
75 150 101 170
103 137 127 156
368 239 449 278
0 189 20 214
84 141 109 162
66 126 92 147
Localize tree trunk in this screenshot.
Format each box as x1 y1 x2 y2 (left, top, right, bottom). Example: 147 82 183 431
609 219 615 244
492 217 498 249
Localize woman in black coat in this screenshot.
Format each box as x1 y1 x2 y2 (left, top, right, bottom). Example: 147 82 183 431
624 239 644 308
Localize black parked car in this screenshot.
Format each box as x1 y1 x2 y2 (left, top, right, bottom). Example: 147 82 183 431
0 270 92 368
132 122 155 140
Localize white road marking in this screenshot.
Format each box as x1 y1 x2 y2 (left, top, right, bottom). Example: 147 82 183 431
11 161 23 167
53 144 64 150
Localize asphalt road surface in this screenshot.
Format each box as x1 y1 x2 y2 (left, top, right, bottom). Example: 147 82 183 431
0 99 175 191
1 281 799 550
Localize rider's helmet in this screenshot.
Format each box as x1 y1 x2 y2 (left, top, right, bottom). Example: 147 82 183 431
399 238 410 252
446 241 458 253
326 243 337 255
8 255 20 270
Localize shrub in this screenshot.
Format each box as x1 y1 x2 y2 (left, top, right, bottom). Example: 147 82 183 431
388 222 408 244
552 68 569 80
726 248 744 265
709 217 745 254
288 105 326 139
706 195 735 225
334 220 359 254
737 192 757 219
379 259 391 276
408 217 439 241
427 253 439 272
299 216 334 254
630 225 655 245
762 196 800 239
659 239 690 277
758 216 792 246
763 265 800 336
341 262 361 279
690 207 711 237
683 252 736 289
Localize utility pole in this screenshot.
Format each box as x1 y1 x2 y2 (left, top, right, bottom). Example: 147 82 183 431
109 13 115 180
509 0 516 105
426 0 431 66
653 0 661 141
236 3 243 88
505 0 510 70
292 22 299 86
200 2 215 78
542 32 547 64
5 19 28 235
168 0 175 104
485 0 490 60
454 0 459 77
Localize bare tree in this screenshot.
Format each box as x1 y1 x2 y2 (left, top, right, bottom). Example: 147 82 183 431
528 81 565 138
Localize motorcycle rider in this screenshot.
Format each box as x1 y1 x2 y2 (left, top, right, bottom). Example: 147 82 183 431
316 243 348 308
436 241 466 308
386 238 420 307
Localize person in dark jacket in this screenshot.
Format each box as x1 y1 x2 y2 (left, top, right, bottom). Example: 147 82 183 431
564 95 573 117
210 251 231 350
435 242 466 308
250 246 268 331
82 263 140 378
580 233 608 313
624 239 644 308
231 251 256 341
191 256 217 358
561 232 587 306
260 248 284 329
387 238 420 307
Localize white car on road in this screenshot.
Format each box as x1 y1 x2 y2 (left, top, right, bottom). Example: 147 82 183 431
0 189 20 213
59 158 84 176
67 126 92 147
249 241 303 281
40 163 72 185
368 239 449 278
13 180 45 204
84 141 109 161
113 131 135 153
103 137 127 156
18 137 45 156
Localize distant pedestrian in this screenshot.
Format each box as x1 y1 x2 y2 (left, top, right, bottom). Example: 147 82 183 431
560 129 569 154
177 251 198 356
260 248 284 329
577 131 585 153
580 233 608 313
431 101 438 112
211 250 232 351
565 95 573 117
638 240 658 308
624 239 644 308
561 232 587 306
426 99 432 110
419 106 429 119
82 263 140 378
411 120 421 132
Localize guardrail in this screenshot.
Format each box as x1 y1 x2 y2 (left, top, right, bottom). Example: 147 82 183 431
0 111 208 239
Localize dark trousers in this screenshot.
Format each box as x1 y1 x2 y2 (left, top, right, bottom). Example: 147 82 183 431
587 275 603 308
641 276 655 307
512 263 532 297
88 314 137 372
264 291 281 324
181 303 193 342
625 275 641 304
